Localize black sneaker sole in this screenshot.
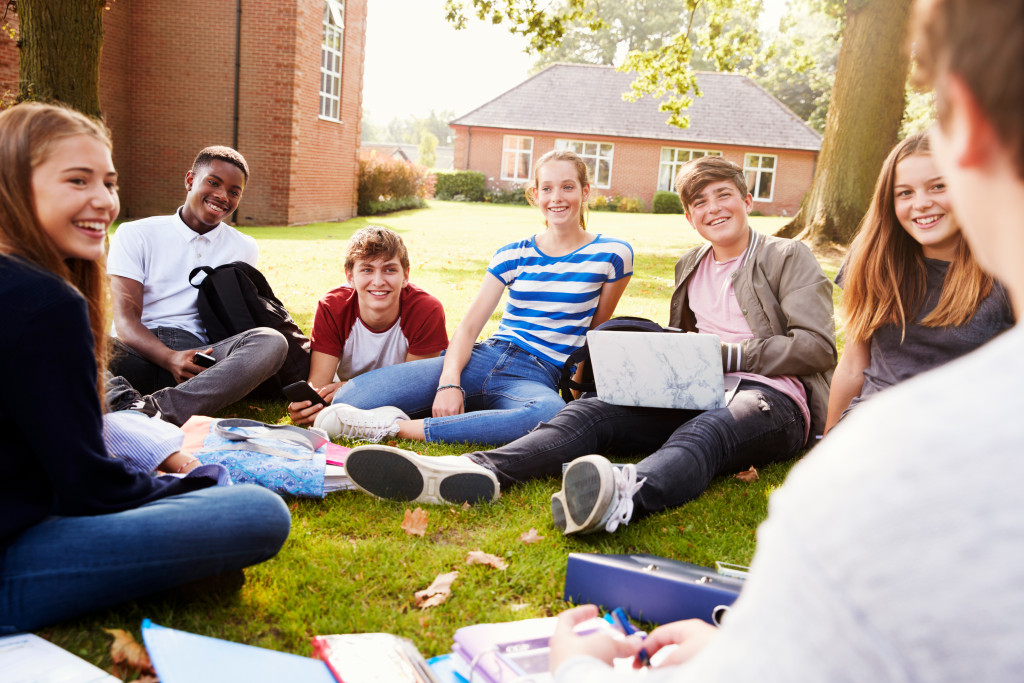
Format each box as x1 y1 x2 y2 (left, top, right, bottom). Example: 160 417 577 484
345 448 423 501
564 460 603 527
346 447 497 505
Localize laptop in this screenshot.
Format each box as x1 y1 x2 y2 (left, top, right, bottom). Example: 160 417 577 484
587 330 729 410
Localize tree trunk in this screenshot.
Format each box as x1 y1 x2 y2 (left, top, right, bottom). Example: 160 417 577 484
777 0 911 246
17 0 105 117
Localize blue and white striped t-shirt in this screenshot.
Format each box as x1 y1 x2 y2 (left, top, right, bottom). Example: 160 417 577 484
486 234 633 366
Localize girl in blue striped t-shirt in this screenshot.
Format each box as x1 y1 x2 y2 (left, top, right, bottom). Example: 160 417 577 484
320 150 633 445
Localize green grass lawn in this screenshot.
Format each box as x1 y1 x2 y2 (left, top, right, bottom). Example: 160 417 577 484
43 201 843 675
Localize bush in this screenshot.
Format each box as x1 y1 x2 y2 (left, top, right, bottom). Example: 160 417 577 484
652 191 684 214
362 196 427 216
616 196 644 213
590 194 617 212
357 153 434 216
434 171 486 201
485 185 528 205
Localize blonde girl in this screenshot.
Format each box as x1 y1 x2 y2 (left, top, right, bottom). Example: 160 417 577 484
317 149 633 445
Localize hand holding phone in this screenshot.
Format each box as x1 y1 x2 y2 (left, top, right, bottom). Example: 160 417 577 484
192 351 216 368
283 380 329 408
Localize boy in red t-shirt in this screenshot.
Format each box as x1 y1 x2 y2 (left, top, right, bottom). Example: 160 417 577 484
288 226 447 425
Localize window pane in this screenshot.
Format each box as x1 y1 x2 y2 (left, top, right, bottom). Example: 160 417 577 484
757 172 773 199
518 153 530 179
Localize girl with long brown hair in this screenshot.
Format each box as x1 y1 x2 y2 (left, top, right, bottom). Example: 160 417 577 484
825 131 1014 432
0 102 290 634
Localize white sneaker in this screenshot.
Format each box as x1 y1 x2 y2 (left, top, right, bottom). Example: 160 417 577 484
551 455 646 535
345 445 500 505
313 403 409 442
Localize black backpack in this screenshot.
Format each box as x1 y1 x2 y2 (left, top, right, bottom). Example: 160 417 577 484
560 316 666 400
189 261 311 399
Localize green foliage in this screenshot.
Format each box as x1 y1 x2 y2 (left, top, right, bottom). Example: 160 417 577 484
363 196 428 216
485 184 529 205
419 132 439 169
750 0 841 133
447 0 764 130
900 88 936 138
652 190 684 214
590 194 643 213
363 109 456 146
616 196 644 213
434 170 487 201
357 153 434 216
530 0 696 71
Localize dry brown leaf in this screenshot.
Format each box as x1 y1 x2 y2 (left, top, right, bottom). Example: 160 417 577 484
103 628 153 673
246 405 264 412
414 570 458 608
519 528 545 544
289 501 299 512
462 502 471 510
734 466 759 483
466 550 507 570
402 507 429 536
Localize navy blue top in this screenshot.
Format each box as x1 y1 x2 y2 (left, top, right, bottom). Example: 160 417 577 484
0 255 216 548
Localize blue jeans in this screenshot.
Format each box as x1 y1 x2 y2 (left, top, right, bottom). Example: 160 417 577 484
110 326 288 425
467 381 806 518
333 338 567 445
0 485 290 634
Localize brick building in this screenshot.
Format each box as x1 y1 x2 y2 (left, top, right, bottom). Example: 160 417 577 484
450 64 822 216
0 0 365 226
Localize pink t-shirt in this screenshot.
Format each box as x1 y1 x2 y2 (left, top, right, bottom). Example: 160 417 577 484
687 251 811 443
310 283 448 381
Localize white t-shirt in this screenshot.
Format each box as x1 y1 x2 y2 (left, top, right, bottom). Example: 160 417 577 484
107 208 258 342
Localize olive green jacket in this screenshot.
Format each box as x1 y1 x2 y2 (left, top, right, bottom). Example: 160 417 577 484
668 229 837 441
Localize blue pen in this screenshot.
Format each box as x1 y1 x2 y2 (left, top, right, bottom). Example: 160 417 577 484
610 607 651 666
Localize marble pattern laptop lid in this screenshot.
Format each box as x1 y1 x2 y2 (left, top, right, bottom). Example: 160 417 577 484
587 331 725 410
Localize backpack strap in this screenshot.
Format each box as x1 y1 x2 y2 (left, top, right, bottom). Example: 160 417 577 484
559 316 666 401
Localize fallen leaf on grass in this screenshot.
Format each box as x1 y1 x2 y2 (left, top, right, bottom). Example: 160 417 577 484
734 466 759 482
103 628 153 676
246 405 264 412
415 571 458 608
466 550 507 570
462 502 471 511
519 528 545 544
402 507 429 536
289 501 299 512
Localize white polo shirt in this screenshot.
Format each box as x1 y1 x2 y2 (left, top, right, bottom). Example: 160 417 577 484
107 208 258 342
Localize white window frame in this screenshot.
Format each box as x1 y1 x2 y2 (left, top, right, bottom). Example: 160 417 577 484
658 148 722 192
744 153 777 202
500 135 533 181
319 0 345 122
554 139 614 188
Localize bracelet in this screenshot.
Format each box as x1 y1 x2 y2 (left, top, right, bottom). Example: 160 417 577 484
436 384 466 401
176 458 199 474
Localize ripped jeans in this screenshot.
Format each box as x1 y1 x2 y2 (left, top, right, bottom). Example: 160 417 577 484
467 381 805 518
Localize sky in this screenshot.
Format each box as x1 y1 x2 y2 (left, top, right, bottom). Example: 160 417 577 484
361 0 792 126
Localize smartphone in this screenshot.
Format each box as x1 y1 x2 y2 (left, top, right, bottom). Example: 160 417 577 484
193 352 216 368
282 380 329 408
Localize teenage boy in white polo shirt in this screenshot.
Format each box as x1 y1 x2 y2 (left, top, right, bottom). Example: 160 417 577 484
107 146 287 425
287 225 448 425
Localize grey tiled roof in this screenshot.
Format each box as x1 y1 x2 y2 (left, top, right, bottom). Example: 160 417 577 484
451 64 821 152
